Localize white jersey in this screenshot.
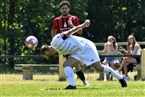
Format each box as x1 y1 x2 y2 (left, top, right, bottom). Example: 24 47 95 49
51 34 92 55
51 33 100 66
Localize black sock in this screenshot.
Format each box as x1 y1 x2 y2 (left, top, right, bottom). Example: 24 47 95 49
76 70 85 81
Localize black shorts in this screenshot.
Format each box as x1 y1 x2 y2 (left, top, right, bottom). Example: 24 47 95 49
134 57 141 63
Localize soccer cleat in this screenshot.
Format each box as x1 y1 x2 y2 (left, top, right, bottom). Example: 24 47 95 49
65 85 77 90
83 80 89 86
119 79 127 87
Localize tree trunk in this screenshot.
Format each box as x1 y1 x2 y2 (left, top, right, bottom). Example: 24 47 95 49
8 0 15 68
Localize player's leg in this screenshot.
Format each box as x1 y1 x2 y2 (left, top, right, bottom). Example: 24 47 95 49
92 61 127 87
63 57 81 89
65 55 89 86
75 64 89 86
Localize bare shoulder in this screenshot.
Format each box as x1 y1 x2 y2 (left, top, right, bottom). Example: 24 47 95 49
135 43 140 47
115 43 118 46
104 43 108 46
134 43 140 50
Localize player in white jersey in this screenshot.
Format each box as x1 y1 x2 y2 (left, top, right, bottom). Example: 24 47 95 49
40 20 127 89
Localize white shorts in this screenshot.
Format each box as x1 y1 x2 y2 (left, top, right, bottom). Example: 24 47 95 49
71 44 100 66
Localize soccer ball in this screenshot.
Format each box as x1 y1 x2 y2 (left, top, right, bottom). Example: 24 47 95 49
25 36 38 48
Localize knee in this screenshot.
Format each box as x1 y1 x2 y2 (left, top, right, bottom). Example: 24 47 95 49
96 65 104 72
122 59 127 63
110 63 115 68
75 65 81 71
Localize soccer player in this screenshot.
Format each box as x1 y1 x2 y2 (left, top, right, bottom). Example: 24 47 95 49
51 0 82 37
41 20 127 89
51 0 89 86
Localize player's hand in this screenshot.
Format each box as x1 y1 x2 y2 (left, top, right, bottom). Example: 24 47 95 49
84 20 90 27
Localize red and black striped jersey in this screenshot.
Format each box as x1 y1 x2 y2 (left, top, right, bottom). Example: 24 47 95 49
52 14 80 35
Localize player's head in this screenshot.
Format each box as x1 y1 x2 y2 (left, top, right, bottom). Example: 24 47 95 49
40 45 52 59
59 0 70 16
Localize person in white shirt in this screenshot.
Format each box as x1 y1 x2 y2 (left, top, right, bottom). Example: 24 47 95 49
117 35 142 80
40 20 127 89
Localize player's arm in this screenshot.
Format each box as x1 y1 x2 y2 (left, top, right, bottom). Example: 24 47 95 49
63 20 90 37
76 28 83 35
75 17 83 35
71 17 83 35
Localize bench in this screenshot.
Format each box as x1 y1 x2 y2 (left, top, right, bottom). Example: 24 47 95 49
14 64 58 80
98 62 141 81
133 64 141 80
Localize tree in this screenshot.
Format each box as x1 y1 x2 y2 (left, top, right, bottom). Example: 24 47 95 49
0 0 145 68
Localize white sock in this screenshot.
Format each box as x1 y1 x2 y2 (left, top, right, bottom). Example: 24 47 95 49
64 66 75 86
103 65 123 80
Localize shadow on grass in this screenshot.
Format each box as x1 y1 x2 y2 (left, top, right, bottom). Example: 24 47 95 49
40 85 100 91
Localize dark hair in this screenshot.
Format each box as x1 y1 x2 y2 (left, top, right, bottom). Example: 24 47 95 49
59 0 70 8
40 45 49 55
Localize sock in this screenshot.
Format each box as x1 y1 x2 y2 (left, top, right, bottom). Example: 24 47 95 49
64 66 75 86
103 65 123 80
76 70 85 81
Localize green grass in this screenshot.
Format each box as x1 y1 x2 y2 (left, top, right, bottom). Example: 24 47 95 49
1 73 145 97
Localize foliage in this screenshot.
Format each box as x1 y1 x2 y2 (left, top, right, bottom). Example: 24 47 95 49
87 0 145 42
0 0 145 67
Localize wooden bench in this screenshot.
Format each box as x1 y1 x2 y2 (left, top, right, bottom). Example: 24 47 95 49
14 64 58 80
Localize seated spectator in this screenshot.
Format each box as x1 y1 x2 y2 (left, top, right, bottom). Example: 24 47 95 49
97 35 119 80
117 35 142 80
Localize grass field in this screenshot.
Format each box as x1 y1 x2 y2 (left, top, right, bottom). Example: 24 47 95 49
1 72 145 97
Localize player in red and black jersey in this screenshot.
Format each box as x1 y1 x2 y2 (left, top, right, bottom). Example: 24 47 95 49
51 1 89 86
51 1 82 38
